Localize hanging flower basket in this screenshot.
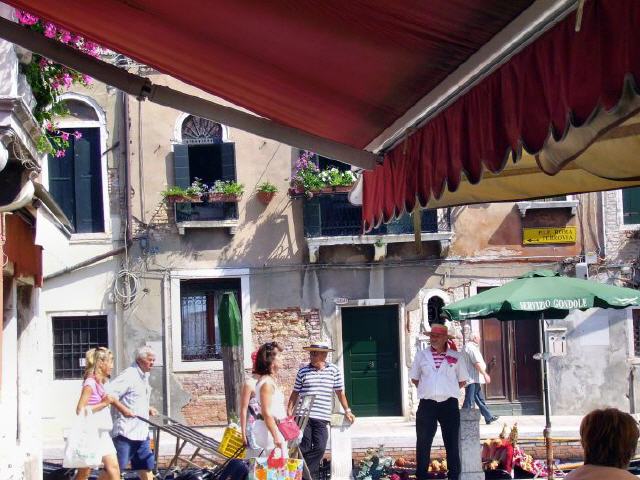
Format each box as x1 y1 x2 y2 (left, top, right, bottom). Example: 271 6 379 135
257 191 276 205
208 192 242 202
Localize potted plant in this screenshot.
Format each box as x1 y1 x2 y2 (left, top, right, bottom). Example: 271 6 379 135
161 186 189 203
256 181 278 204
184 178 206 202
208 180 244 202
320 168 357 193
288 151 324 198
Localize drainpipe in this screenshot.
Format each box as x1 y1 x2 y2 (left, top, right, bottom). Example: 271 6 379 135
44 246 126 281
122 90 133 245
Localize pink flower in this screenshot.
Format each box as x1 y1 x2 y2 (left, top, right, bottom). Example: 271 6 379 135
58 29 72 44
16 10 39 26
45 122 54 132
83 41 100 57
74 131 82 139
61 72 73 88
82 74 93 85
43 22 57 38
60 131 70 141
38 57 49 69
55 149 65 158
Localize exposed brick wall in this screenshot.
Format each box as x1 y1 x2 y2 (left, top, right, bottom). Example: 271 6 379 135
178 370 228 426
603 189 640 265
178 308 321 426
252 308 322 395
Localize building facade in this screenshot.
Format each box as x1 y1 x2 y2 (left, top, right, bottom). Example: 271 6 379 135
36 68 640 453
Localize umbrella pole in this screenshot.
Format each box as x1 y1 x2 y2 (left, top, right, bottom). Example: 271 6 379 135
540 313 554 479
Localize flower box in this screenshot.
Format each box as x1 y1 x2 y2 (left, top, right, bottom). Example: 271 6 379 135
208 192 242 202
166 194 202 203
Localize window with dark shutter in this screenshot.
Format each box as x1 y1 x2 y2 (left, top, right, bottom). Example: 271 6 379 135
623 187 640 225
47 127 104 233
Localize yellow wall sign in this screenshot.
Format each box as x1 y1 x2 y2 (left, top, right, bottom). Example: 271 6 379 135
523 226 577 245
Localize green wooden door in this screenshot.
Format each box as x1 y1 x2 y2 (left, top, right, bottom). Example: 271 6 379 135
342 305 402 416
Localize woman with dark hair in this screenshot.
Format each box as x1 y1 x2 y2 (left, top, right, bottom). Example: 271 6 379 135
565 407 639 479
251 342 286 455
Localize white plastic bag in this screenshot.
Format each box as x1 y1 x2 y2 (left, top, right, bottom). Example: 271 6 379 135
62 408 102 468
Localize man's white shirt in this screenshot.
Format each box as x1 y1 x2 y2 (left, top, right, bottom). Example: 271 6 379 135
410 348 469 402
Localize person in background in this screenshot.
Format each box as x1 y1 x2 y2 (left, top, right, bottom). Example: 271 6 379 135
287 341 355 480
107 346 157 480
410 324 469 480
462 333 499 424
251 342 287 455
74 347 122 480
565 408 639 480
239 350 261 456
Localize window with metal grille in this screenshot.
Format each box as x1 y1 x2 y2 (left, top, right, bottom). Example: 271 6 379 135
180 279 241 362
52 315 108 379
633 310 640 356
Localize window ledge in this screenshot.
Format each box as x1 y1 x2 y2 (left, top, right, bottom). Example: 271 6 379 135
177 220 239 235
69 232 113 244
172 359 223 372
306 232 453 263
516 200 578 217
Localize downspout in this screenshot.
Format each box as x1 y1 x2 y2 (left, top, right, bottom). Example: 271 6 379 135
121 88 133 245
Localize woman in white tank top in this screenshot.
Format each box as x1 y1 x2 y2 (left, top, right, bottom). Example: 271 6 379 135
250 342 287 456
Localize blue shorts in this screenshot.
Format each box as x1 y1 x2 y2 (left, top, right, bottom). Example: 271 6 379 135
113 435 155 471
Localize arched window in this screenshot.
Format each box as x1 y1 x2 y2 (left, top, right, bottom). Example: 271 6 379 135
181 116 223 144
47 94 107 234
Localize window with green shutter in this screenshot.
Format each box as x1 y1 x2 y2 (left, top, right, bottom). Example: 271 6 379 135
47 127 104 233
622 187 640 225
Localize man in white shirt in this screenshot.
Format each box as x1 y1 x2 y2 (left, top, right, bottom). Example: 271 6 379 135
410 324 469 480
107 346 158 480
462 333 498 424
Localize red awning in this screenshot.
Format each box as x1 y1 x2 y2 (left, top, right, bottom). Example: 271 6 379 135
4 1 640 230
4 0 532 150
362 0 640 229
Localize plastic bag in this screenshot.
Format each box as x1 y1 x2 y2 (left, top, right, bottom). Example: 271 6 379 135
62 408 102 468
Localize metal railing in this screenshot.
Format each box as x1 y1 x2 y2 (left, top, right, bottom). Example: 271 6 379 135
175 201 238 223
303 193 450 238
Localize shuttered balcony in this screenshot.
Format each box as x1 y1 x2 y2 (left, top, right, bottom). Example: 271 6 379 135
302 193 453 262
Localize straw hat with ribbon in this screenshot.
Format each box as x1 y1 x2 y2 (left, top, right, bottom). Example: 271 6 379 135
427 323 455 339
303 340 335 352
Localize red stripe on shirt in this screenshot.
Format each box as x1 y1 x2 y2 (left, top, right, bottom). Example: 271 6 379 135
431 348 446 369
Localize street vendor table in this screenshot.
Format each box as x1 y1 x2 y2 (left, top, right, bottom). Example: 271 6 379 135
138 414 243 479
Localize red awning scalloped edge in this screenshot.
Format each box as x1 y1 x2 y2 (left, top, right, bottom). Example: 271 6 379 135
362 0 640 231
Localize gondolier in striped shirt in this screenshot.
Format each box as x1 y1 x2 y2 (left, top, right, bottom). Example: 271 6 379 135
287 341 355 480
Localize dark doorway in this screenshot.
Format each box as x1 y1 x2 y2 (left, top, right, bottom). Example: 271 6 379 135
341 305 402 416
477 287 543 415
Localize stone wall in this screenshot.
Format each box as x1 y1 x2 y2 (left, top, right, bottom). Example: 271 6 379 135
178 307 321 426
603 189 640 264
252 308 322 394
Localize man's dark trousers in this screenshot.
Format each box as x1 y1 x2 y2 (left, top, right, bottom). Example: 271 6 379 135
300 418 329 480
416 398 460 480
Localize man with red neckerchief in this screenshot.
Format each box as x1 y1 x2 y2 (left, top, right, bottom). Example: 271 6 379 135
410 324 469 480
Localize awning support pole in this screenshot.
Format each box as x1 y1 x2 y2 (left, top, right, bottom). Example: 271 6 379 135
0 16 380 170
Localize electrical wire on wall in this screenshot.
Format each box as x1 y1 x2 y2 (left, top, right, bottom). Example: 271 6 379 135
112 218 141 309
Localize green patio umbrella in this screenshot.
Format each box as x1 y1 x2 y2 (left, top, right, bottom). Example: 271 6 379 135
443 270 640 479
444 269 640 322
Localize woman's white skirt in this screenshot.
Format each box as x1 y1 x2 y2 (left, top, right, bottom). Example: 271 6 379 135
251 420 287 457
